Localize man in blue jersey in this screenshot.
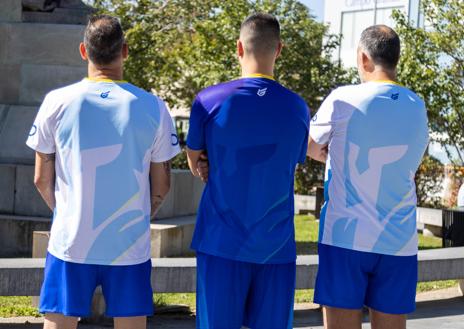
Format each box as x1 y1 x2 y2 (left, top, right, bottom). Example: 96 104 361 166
308 25 429 329
186 13 310 329
26 15 180 329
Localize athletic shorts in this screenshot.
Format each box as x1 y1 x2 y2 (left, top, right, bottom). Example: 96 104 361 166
39 253 154 317
196 252 296 329
314 243 417 314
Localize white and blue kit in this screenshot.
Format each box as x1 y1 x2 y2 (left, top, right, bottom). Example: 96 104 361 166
311 81 429 314
26 78 180 316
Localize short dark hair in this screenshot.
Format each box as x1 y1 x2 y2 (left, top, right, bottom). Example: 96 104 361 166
84 14 125 65
359 25 400 70
240 13 280 56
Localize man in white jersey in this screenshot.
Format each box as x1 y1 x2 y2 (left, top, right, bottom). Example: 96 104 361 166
26 15 180 329
308 25 429 329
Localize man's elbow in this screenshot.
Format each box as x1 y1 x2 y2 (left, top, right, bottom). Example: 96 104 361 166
34 175 49 191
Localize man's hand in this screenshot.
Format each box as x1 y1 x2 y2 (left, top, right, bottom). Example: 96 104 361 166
187 148 209 183
196 153 209 183
307 138 328 163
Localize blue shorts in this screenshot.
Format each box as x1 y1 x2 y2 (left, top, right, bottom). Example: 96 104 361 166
314 243 417 314
39 253 154 317
196 252 295 329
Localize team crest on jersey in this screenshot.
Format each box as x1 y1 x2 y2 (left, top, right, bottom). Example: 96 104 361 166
29 124 37 136
257 88 267 97
391 93 399 100
100 91 110 99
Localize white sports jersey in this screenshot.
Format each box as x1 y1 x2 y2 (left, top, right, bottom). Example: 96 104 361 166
311 81 429 256
26 78 180 265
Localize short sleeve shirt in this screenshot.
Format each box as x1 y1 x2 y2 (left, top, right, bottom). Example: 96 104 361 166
311 81 429 256
26 78 180 265
188 76 310 264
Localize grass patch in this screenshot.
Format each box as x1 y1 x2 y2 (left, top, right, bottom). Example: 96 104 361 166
0 297 41 317
0 215 458 317
154 293 196 309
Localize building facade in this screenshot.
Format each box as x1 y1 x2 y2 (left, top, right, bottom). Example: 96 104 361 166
324 0 423 67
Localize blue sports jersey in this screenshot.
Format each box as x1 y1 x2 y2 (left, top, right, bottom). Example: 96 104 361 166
187 75 310 264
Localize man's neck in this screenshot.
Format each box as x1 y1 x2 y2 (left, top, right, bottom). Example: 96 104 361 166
241 61 274 79
87 63 123 81
363 69 397 83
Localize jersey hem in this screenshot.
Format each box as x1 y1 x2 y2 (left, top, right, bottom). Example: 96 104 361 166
191 246 296 265
47 248 151 266
151 147 181 163
25 141 55 155
318 241 418 257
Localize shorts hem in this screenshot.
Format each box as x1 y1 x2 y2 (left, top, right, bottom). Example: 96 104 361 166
39 308 90 318
365 302 416 315
313 298 363 311
106 310 154 318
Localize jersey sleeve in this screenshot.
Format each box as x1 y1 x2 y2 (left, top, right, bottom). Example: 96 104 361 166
186 95 208 151
309 91 337 145
25 93 57 154
298 102 311 164
150 99 181 163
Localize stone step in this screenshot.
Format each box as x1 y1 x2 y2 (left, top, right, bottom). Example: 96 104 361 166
0 214 50 258
2 247 464 295
151 216 196 258
32 215 197 259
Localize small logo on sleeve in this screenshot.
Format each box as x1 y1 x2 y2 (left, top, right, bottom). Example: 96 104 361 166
312 114 318 122
28 124 37 137
100 91 110 99
391 93 399 100
257 88 267 97
171 134 179 146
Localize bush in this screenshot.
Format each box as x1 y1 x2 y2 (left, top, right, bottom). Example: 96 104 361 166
415 155 444 208
171 147 189 170
294 159 324 195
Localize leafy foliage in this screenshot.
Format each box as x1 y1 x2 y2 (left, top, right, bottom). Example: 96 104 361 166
393 0 464 164
415 155 444 208
90 0 354 111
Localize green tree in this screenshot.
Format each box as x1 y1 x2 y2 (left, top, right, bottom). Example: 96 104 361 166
91 0 353 110
88 0 354 191
393 0 464 164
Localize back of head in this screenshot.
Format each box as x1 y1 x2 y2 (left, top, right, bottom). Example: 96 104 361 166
240 13 281 58
359 25 400 70
84 14 124 66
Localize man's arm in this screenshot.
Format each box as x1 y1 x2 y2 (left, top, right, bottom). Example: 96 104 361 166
307 138 328 163
34 151 56 210
150 160 172 220
186 148 209 182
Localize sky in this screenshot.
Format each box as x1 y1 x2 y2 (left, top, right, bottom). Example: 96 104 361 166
300 0 325 22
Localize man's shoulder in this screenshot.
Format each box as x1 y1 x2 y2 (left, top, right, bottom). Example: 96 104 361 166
196 79 244 107
45 80 87 103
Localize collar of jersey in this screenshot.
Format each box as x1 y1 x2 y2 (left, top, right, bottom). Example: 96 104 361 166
370 79 401 86
242 73 275 81
85 77 127 83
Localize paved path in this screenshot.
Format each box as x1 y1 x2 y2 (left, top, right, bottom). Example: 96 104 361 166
1 290 463 329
